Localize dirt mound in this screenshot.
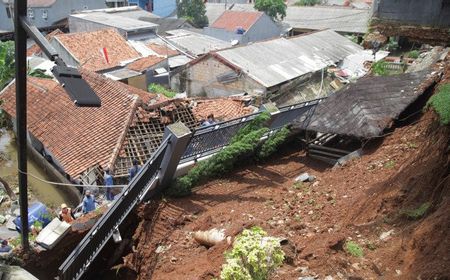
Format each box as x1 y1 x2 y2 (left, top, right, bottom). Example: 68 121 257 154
118 106 449 280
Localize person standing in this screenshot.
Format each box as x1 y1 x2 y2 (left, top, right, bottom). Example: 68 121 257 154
82 190 96 214
58 203 74 223
104 169 114 201
128 159 141 183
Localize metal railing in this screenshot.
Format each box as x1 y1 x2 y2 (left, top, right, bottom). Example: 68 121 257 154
180 98 325 163
58 138 169 280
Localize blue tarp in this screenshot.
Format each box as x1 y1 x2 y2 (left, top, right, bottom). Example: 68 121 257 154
14 202 52 232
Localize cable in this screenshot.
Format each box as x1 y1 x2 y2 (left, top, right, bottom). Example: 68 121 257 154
18 169 128 188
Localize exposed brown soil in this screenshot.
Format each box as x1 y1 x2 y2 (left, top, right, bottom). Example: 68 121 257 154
121 106 450 280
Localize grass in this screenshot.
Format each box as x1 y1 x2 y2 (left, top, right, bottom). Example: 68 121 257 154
384 160 396 169
148 83 177 98
345 241 364 257
401 202 431 220
427 83 450 125
295 0 320 6
406 50 420 59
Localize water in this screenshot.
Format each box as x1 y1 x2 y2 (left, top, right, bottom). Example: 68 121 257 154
0 129 78 208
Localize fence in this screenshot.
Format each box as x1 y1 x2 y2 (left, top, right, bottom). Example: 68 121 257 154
58 138 169 280
58 97 325 280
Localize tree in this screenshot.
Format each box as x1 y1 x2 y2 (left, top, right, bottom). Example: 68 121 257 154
0 41 15 90
254 0 287 21
177 0 208 28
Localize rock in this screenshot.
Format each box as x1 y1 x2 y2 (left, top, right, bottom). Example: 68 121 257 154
0 215 6 224
298 277 315 280
324 276 334 280
348 276 363 280
296 266 309 275
371 262 383 276
379 229 394 241
328 236 345 251
351 263 361 270
280 239 296 265
193 228 225 247
170 257 177 264
395 269 402 275
295 173 310 182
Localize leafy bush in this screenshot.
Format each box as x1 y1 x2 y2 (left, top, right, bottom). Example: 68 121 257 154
177 0 208 28
406 50 420 59
220 227 284 280
372 60 388 76
255 0 287 20
345 241 363 257
295 0 320 6
148 83 176 98
401 202 431 220
257 126 290 159
167 113 271 197
0 41 15 90
427 83 450 125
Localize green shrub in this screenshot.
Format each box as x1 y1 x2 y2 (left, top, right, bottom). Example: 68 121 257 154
167 114 270 197
295 0 320 6
372 60 388 76
148 83 176 98
427 83 450 125
257 126 290 159
401 202 431 220
220 227 284 280
406 50 420 59
345 241 363 257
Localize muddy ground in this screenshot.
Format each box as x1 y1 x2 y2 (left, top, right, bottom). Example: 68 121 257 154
119 106 449 280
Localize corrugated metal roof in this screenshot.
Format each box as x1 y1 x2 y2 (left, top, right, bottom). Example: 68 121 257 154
166 29 231 57
205 3 369 34
70 12 158 32
216 30 363 88
284 6 370 34
293 70 440 139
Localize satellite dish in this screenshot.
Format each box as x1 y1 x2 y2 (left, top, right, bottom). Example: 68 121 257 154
231 40 239 46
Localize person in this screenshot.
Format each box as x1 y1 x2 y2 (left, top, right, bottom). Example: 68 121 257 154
128 159 141 183
82 190 96 214
201 114 217 127
104 169 114 201
0 240 11 253
58 203 74 223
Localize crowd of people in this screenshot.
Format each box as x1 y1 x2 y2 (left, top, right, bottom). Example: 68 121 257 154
58 159 141 223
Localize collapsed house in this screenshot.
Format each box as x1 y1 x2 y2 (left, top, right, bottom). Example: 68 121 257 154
0 71 252 184
171 29 363 99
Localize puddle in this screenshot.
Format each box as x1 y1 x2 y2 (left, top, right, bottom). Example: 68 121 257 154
0 129 78 208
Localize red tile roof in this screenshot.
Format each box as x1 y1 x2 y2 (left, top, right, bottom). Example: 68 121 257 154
126 55 166 72
27 29 64 57
191 97 254 122
0 71 141 178
54 28 140 72
147 43 179 57
211 11 263 33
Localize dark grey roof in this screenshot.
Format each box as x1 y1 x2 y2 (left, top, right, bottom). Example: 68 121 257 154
294 70 439 139
142 18 194 35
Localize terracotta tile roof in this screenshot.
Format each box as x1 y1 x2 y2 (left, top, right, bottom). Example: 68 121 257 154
54 28 141 72
27 29 64 57
121 82 168 104
126 55 165 72
0 71 140 178
211 10 263 33
147 43 179 57
191 97 254 122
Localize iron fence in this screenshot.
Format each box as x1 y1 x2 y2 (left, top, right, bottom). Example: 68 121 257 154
58 138 169 280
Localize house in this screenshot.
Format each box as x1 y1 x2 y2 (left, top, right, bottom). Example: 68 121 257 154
165 29 231 57
171 30 363 99
0 0 109 33
204 3 370 36
69 11 158 39
370 0 450 45
128 0 176 17
0 71 252 184
203 10 281 44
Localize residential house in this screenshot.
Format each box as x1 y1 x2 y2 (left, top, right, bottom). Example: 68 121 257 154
0 71 252 184
204 3 370 36
0 0 109 33
46 28 149 88
171 30 363 99
203 10 281 44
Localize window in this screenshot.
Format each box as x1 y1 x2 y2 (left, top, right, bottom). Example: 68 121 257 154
27 8 34 19
5 7 11 18
42 9 48 20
